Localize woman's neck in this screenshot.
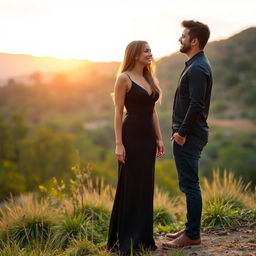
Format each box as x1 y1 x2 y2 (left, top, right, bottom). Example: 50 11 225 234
130 63 144 76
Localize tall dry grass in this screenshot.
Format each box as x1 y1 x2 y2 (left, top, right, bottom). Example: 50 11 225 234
0 193 60 231
202 169 256 210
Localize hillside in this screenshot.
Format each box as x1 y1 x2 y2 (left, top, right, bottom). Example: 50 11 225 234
0 52 89 80
1 27 255 120
0 27 255 197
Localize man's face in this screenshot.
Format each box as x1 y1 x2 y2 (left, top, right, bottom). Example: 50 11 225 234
179 28 192 53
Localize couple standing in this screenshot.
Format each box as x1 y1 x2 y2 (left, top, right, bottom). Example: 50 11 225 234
107 20 213 255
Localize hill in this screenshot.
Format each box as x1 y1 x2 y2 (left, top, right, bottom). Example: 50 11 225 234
0 27 255 197
0 52 89 81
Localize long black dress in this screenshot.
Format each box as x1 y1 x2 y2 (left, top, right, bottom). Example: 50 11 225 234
107 77 159 255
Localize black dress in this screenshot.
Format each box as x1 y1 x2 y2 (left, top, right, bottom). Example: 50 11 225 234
107 78 159 255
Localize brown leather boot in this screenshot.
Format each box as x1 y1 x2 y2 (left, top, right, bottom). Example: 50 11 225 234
166 229 185 240
162 233 201 249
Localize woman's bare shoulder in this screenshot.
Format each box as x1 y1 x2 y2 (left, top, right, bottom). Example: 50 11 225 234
115 73 131 89
117 72 130 82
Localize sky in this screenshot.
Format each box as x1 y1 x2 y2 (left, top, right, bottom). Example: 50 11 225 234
0 0 255 62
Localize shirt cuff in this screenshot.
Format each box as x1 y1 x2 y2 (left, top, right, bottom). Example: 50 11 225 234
178 128 187 137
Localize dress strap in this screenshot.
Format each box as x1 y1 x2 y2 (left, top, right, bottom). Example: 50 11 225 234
124 73 132 82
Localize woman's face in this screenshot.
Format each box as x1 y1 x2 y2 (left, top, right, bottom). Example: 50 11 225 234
137 43 153 66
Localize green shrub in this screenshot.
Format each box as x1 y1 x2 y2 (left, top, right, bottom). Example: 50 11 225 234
166 250 185 256
53 214 86 248
75 205 110 224
153 207 174 226
0 241 20 256
53 214 102 249
61 239 99 256
237 209 256 225
210 100 228 113
202 170 254 210
74 205 110 240
2 216 54 248
202 198 238 229
154 221 184 236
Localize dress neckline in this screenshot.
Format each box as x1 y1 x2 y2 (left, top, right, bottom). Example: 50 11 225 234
131 81 153 97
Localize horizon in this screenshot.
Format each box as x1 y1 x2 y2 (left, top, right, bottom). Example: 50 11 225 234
0 25 254 63
1 0 256 62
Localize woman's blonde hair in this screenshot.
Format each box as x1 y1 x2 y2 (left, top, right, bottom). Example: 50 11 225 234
119 40 161 98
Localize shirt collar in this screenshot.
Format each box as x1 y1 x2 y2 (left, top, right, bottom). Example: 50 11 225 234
185 51 204 66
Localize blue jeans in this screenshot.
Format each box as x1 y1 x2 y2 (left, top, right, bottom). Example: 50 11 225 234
173 135 207 240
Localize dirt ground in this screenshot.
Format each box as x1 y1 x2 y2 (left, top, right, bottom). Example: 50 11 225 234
154 225 256 256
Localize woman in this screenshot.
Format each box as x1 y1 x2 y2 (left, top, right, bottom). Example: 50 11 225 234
107 41 164 255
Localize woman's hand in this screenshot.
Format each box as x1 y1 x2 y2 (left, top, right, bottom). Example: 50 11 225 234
156 139 165 158
115 143 126 163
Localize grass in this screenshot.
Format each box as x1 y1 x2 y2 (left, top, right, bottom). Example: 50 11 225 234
201 170 256 230
53 214 87 249
58 239 100 256
0 168 255 255
202 198 238 229
202 170 256 209
166 250 185 256
0 194 58 249
153 207 175 226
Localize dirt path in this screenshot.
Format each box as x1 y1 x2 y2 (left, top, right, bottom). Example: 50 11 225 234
154 226 256 256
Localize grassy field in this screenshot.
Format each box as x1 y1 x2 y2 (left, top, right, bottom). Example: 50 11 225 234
0 164 255 256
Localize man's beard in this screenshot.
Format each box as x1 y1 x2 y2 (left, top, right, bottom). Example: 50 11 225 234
180 43 191 53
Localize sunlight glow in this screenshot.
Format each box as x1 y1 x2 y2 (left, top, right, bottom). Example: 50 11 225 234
0 0 255 61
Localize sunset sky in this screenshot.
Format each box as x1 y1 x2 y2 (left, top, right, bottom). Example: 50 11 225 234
1 0 255 61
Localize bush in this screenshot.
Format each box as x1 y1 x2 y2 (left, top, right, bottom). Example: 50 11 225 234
74 205 110 240
61 239 99 256
202 170 255 210
53 214 103 249
210 100 228 113
0 240 60 256
75 205 110 224
202 198 238 229
5 216 54 248
0 241 20 256
153 207 174 226
0 194 57 249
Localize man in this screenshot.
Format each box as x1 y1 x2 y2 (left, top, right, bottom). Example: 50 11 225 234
163 20 212 249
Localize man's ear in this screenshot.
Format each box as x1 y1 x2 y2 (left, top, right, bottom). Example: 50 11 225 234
191 38 199 47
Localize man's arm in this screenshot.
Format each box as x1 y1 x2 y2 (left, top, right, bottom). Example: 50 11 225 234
178 66 208 137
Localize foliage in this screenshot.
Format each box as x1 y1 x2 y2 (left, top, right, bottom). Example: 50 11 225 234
0 194 57 248
53 214 103 248
202 170 256 210
59 239 100 256
166 250 185 256
0 170 255 255
202 198 239 229
0 241 20 256
5 216 53 248
201 130 256 187
154 221 185 235
0 28 255 199
153 207 174 226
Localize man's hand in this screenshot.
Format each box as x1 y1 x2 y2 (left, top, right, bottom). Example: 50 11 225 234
170 132 186 146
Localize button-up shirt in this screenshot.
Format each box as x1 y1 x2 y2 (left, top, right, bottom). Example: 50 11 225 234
172 51 213 142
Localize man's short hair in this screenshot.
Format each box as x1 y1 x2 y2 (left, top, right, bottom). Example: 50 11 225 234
182 20 210 49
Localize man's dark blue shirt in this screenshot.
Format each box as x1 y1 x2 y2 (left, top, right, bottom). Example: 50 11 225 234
172 51 213 142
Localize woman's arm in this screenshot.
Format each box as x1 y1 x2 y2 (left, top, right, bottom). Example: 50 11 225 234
114 74 129 163
153 108 164 158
